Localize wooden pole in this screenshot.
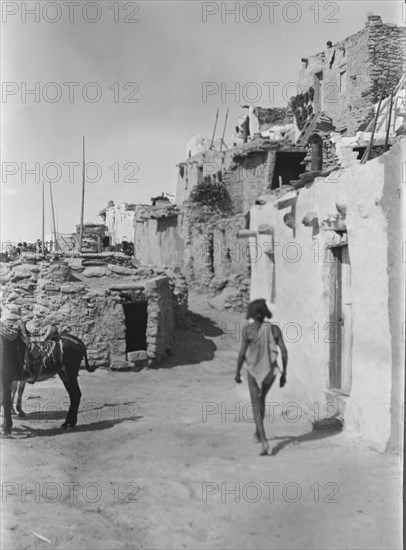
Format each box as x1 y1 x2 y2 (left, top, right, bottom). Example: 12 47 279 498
362 70 390 164
49 182 58 251
79 136 85 252
384 91 394 152
236 229 257 239
209 108 219 150
41 180 45 255
365 73 405 132
219 108 229 152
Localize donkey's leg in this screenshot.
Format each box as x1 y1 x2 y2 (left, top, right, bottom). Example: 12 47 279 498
16 380 26 419
59 372 74 429
11 380 18 415
67 374 82 428
59 370 82 428
66 366 82 428
2 376 13 435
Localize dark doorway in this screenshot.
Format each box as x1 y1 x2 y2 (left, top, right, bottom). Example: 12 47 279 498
123 302 148 352
308 134 323 172
271 151 306 189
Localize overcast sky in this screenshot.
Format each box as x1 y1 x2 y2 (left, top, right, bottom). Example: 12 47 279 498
1 0 402 242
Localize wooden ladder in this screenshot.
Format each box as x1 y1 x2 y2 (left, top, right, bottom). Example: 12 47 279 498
296 112 321 146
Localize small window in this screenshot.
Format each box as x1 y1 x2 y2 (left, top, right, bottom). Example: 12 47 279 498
184 166 189 190
340 70 347 94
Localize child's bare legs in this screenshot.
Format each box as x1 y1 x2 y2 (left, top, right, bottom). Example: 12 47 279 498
250 370 277 452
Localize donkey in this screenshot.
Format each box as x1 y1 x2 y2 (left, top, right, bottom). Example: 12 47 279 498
1 323 96 435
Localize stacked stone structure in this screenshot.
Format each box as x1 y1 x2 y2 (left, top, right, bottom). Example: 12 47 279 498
179 205 249 296
0 258 188 370
298 15 406 134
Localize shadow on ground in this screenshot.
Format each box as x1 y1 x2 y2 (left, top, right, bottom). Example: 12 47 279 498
3 401 142 438
270 425 343 456
13 401 140 422
158 311 223 369
5 415 142 439
187 311 224 338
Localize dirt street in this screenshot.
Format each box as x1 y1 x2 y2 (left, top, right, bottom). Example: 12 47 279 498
1 293 402 550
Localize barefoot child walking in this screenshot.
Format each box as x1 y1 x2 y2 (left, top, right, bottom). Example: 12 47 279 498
235 299 288 456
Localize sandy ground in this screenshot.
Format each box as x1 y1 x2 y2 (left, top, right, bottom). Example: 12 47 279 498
1 293 403 550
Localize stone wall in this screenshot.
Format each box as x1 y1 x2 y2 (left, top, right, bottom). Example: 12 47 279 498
253 107 288 131
178 205 250 310
225 144 307 211
298 16 406 134
0 259 189 370
176 140 299 217
173 143 304 310
129 194 251 311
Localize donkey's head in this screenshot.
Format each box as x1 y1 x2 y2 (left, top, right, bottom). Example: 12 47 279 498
21 341 45 383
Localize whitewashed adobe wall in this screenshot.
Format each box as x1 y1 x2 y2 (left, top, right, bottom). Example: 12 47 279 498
249 139 404 451
103 203 136 244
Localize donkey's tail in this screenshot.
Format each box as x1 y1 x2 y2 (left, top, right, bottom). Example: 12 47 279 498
83 345 96 372
61 333 97 372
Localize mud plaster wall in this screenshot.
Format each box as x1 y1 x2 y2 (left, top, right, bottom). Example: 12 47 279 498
298 19 406 134
176 150 226 206
225 151 276 214
134 216 184 269
102 204 136 244
249 139 404 451
0 262 188 369
132 203 250 307
179 208 249 289
381 143 405 452
176 148 276 218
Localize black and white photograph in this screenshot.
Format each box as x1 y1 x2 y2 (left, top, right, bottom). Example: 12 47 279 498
1 1 405 548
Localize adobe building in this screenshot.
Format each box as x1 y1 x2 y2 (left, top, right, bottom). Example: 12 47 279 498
168 109 311 307
209 15 405 450
175 107 304 215
98 201 137 245
297 14 406 134
0 259 188 369
245 135 404 453
176 148 227 206
74 223 109 253
103 15 405 323
236 15 406 451
134 203 183 268
132 195 251 309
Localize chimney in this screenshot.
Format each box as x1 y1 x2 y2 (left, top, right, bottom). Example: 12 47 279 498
366 15 382 26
